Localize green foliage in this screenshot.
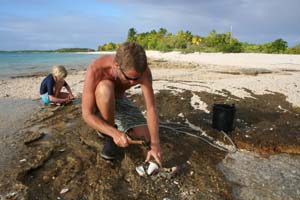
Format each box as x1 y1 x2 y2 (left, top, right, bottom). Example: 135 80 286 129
127 28 137 42
174 30 193 49
271 39 288 53
96 28 296 54
98 43 119 51
241 43 262 53
55 48 95 52
259 39 288 53
202 30 242 53
286 44 300 54
242 39 289 54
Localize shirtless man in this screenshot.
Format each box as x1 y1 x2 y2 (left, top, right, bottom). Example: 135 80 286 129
82 42 162 166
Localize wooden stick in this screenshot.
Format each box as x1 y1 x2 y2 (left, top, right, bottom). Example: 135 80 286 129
128 139 144 145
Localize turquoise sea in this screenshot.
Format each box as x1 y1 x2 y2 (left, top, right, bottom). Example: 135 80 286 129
0 52 103 78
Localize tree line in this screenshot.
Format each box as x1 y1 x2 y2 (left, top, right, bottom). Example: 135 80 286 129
98 28 300 54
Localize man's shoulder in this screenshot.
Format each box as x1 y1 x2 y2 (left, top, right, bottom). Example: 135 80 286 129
99 54 115 62
101 54 115 59
90 55 115 68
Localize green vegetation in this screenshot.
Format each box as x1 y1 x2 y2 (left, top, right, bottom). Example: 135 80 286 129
98 28 300 54
97 42 120 51
285 44 300 54
242 39 288 53
55 48 95 52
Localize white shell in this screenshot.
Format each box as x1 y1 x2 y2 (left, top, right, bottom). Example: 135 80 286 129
136 165 146 176
60 188 69 194
147 161 159 175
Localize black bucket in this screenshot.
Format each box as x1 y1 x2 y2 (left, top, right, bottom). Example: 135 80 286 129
212 104 236 133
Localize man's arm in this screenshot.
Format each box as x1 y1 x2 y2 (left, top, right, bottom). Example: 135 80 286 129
140 68 162 166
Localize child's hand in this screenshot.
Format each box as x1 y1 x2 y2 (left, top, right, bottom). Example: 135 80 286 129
69 93 75 100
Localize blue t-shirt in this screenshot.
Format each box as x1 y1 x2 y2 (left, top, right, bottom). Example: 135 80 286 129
40 74 68 95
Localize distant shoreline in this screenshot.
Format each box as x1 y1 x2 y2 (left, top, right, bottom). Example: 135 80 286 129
2 49 300 56
1 51 300 108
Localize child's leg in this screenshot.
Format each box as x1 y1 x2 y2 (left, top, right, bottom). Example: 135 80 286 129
53 80 71 99
53 80 65 97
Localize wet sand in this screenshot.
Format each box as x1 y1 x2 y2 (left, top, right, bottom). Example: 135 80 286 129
0 99 40 171
0 52 300 199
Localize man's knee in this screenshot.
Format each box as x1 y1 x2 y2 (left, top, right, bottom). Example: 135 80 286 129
95 80 115 101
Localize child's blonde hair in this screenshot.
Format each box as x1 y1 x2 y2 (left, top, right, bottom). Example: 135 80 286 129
52 65 67 79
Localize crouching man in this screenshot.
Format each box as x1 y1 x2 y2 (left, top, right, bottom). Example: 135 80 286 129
82 42 162 166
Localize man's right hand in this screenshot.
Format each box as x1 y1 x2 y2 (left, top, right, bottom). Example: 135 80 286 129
113 132 129 147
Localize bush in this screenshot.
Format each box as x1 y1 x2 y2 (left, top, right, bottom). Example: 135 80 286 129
98 42 119 51
286 45 300 54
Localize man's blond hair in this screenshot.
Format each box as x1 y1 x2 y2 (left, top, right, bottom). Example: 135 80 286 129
52 65 67 79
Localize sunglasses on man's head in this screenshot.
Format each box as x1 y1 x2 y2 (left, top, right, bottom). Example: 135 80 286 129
119 67 141 81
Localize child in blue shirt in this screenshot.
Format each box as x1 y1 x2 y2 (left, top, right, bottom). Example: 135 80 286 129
40 65 74 104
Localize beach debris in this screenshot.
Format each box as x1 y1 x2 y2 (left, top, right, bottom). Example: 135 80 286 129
136 165 146 176
42 175 50 182
50 102 61 106
19 159 27 163
6 192 17 198
168 165 184 178
147 161 159 175
60 188 69 194
178 113 184 118
278 105 288 112
135 161 160 176
136 163 186 179
23 131 45 145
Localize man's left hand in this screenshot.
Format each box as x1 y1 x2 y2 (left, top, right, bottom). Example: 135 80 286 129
145 144 162 167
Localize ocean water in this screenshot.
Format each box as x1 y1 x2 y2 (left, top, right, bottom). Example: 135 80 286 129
0 52 103 78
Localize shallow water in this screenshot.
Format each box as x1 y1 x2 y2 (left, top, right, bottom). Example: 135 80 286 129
0 98 39 135
0 99 39 170
218 150 300 200
0 52 101 78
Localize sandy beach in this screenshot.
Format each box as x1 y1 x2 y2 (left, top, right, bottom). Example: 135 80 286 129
0 52 300 199
2 51 300 106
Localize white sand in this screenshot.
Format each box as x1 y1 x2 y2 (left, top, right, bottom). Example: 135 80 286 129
146 51 300 69
1 52 300 109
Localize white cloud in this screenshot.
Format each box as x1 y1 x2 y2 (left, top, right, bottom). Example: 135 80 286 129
1 0 300 50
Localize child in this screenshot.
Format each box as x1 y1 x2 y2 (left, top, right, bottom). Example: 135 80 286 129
40 65 74 105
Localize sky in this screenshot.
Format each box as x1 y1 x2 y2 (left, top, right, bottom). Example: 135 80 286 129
0 0 299 50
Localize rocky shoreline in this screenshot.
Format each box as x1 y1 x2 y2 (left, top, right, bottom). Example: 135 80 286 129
1 55 300 199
